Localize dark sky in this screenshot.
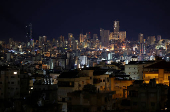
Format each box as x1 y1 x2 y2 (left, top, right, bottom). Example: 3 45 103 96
0 0 170 42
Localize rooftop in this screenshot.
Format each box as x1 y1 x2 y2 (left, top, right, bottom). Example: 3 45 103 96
128 61 155 65
144 60 170 69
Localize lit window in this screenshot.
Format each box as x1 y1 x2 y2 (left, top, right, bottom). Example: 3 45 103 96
14 72 17 74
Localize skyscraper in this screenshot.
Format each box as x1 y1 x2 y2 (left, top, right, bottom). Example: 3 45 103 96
68 33 74 48
114 21 119 33
113 21 120 40
138 33 144 43
100 28 110 47
109 32 114 40
93 34 98 40
86 32 91 39
148 36 156 45
26 23 33 46
79 33 84 43
157 35 161 41
119 31 126 41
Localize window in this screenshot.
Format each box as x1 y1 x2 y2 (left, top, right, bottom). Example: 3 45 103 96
70 82 73 86
150 93 155 97
133 102 138 106
103 79 105 82
142 102 146 107
141 93 145 97
151 102 155 106
11 76 15 78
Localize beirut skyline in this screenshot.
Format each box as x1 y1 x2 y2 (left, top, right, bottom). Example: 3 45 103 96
1 0 170 42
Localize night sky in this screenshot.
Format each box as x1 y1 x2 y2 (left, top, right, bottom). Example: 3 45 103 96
1 0 170 42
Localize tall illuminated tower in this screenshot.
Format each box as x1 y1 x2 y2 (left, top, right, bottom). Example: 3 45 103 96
113 21 119 39
114 21 119 33
138 33 144 43
26 23 33 46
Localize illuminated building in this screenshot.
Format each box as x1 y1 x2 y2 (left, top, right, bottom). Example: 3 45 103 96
93 69 110 92
143 60 170 86
73 40 78 50
143 39 146 54
125 61 155 80
59 35 64 42
157 35 161 41
109 32 114 40
114 21 119 33
86 32 91 39
100 28 110 47
138 33 144 54
26 23 33 46
93 34 98 40
119 31 126 41
110 76 133 99
39 36 47 47
57 70 94 112
122 79 168 112
0 66 20 99
68 33 74 48
148 36 156 45
113 21 119 39
78 56 87 67
138 33 144 43
79 33 84 43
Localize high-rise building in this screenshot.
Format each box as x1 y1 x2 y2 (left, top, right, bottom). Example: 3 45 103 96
93 34 98 40
138 33 144 43
114 21 119 33
86 32 91 39
143 39 146 54
39 36 47 47
68 33 74 47
100 28 110 47
0 67 20 99
113 21 120 40
109 32 114 40
119 31 126 41
79 33 84 43
157 35 161 41
58 35 64 42
26 23 33 46
148 36 156 45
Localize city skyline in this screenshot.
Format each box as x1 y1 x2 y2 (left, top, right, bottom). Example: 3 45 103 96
1 0 170 42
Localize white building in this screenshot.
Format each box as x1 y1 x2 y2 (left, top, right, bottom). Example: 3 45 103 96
125 61 155 80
